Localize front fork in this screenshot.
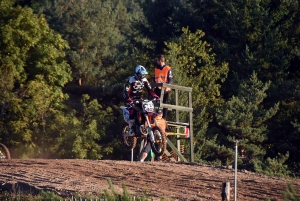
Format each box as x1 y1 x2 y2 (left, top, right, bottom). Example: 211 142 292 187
144 114 155 143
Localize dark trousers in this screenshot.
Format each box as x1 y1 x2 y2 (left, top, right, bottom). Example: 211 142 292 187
154 88 169 120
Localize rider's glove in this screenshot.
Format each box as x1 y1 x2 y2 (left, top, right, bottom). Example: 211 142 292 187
129 101 134 107
126 98 134 107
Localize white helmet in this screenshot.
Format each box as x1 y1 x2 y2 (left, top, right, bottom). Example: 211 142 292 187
135 65 148 80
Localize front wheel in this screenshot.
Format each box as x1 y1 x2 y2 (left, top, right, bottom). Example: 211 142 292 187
150 126 166 156
0 143 11 159
120 122 137 150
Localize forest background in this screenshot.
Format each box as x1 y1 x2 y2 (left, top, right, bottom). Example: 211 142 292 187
1 0 300 178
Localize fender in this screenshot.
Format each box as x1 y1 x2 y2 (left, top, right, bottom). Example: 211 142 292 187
120 106 130 123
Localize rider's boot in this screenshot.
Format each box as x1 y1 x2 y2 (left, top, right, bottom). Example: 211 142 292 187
128 119 135 136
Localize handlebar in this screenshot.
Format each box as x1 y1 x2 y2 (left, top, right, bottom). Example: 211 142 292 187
132 98 157 104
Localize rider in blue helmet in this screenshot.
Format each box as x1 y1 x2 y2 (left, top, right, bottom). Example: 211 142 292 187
135 65 148 80
123 65 159 136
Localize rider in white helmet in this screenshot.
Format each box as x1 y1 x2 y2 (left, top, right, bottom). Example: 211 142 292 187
123 65 159 136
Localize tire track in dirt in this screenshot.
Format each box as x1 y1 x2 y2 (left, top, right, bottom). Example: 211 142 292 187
0 159 299 200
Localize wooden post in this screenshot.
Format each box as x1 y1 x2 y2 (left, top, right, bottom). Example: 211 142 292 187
221 182 230 201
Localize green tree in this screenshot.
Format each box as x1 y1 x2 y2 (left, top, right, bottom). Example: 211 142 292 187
165 27 229 163
187 0 300 173
32 0 137 87
166 28 228 109
43 95 113 159
138 0 202 56
216 72 279 170
189 0 300 82
0 0 72 156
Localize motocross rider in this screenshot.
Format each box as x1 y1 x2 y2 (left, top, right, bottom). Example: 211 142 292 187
123 65 159 136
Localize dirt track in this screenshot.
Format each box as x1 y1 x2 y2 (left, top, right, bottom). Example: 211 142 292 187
0 159 299 200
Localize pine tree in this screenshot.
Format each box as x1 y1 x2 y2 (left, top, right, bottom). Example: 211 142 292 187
187 0 300 173
138 0 199 54
216 72 279 170
32 0 132 87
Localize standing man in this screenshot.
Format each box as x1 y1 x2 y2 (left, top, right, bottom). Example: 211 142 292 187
154 54 173 121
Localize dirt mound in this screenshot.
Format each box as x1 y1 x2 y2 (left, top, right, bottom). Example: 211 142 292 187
0 159 299 200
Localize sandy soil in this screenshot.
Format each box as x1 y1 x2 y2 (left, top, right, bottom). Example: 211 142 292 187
0 159 299 200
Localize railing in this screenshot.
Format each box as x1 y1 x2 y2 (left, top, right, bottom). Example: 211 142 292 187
150 83 194 162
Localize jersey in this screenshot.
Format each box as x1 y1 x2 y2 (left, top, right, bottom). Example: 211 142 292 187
123 76 157 102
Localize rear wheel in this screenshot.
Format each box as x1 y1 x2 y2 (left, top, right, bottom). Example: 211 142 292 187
150 126 166 156
0 143 11 159
120 122 137 150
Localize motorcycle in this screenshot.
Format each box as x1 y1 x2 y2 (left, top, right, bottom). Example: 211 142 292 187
120 99 166 156
0 143 11 159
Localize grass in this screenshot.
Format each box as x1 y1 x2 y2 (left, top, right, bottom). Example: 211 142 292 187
1 179 299 201
0 178 168 201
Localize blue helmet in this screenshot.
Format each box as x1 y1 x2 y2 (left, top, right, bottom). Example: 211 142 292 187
135 65 148 80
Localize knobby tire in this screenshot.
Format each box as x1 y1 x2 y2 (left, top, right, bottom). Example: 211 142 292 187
120 122 137 150
150 126 166 156
0 143 11 159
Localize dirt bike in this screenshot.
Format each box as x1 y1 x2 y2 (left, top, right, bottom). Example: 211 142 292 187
0 143 11 159
120 98 166 156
